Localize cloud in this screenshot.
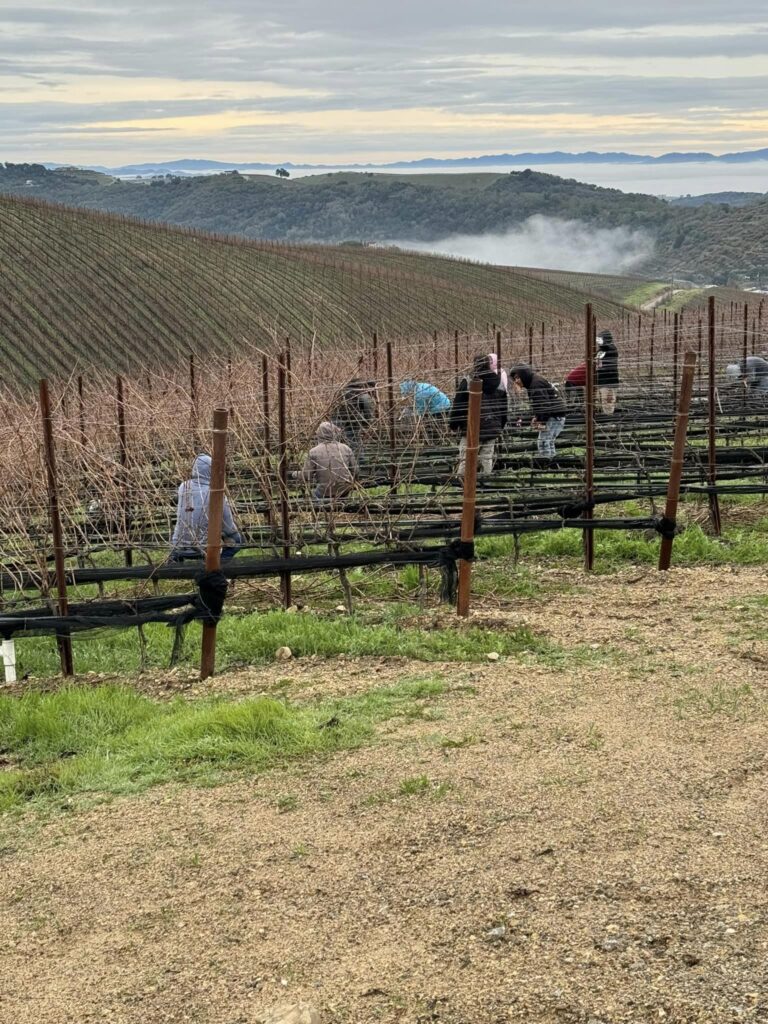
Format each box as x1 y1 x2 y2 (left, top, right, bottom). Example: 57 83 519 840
392 217 655 274
0 2 767 161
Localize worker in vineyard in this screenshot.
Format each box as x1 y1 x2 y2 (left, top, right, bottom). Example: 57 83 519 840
329 379 376 453
299 421 358 502
169 454 242 562
488 353 509 392
509 364 567 459
596 329 619 414
450 354 508 481
564 361 587 409
725 356 768 395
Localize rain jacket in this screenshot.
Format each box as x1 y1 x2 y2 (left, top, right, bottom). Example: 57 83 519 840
596 331 620 387
449 370 508 442
400 381 451 415
511 366 567 422
171 454 240 552
301 422 358 496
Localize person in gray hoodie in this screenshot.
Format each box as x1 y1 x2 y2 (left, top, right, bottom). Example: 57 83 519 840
300 421 358 501
169 454 242 561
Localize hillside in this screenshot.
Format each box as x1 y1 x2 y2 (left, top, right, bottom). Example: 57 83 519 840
2 164 767 285
0 196 635 385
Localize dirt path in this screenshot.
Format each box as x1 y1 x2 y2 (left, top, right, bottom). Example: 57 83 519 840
1 567 767 1024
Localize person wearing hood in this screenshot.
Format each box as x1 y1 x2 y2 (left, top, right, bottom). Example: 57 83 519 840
399 380 451 417
488 353 509 392
509 365 567 459
449 354 508 481
170 454 241 562
725 356 768 394
596 330 619 414
300 421 358 501
329 379 376 452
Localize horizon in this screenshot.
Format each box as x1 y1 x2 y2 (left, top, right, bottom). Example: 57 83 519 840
2 2 767 164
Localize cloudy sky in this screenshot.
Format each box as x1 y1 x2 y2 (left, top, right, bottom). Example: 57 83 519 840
1 1 767 165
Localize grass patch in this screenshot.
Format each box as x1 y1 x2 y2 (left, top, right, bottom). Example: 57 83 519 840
673 682 754 719
0 676 456 814
13 607 574 679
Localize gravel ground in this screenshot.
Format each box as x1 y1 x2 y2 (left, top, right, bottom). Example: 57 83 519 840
1 566 767 1024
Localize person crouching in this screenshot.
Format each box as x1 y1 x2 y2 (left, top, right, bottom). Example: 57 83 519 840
300 421 358 502
169 454 242 562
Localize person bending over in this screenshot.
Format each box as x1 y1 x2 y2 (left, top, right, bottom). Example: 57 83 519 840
300 421 358 502
596 329 620 414
564 362 587 409
450 354 508 482
510 365 567 459
170 454 241 562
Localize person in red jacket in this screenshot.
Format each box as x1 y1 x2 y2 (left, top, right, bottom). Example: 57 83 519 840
564 362 587 409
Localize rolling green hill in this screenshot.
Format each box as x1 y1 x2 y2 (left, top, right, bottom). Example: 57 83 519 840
2 163 766 285
0 195 639 386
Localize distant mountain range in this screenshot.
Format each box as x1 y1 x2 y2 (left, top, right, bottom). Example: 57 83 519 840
45 148 768 177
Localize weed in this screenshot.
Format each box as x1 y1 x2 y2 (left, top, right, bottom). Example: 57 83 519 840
275 794 298 814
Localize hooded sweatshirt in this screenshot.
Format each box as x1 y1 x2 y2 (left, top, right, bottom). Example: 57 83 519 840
301 422 358 496
511 366 567 422
596 331 620 387
449 370 508 441
400 381 451 415
171 454 240 551
488 353 509 392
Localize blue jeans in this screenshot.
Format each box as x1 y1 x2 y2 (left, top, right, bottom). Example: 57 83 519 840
538 417 565 458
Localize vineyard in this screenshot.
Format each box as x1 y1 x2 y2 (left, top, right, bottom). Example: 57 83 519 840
0 195 652 387
0 284 766 678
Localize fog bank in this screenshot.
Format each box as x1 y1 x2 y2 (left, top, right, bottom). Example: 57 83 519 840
392 216 655 274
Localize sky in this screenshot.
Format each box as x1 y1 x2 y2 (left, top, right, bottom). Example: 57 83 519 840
1 1 767 166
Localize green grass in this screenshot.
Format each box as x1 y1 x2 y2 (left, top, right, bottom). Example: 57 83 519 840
12 606 584 678
622 281 670 307
0 675 456 813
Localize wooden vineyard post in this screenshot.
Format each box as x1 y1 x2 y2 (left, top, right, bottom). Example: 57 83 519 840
277 353 292 609
116 375 132 567
372 331 379 378
386 340 397 492
454 330 460 386
261 354 271 449
528 324 534 366
189 353 199 447
496 330 502 374
583 303 595 571
707 296 722 535
457 380 482 618
742 303 749 407
77 375 86 452
39 379 74 677
659 351 697 570
200 407 229 679
672 313 679 411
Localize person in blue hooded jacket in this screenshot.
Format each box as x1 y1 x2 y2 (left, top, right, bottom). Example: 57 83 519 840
399 380 451 417
169 454 242 562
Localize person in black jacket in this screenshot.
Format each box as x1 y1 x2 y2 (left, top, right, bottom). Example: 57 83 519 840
329 379 376 453
510 364 567 458
596 330 619 414
450 355 508 481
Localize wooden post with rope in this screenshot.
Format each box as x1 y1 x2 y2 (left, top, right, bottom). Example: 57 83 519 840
707 295 722 535
583 303 595 571
200 407 229 679
659 352 697 570
39 379 74 676
457 379 482 617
